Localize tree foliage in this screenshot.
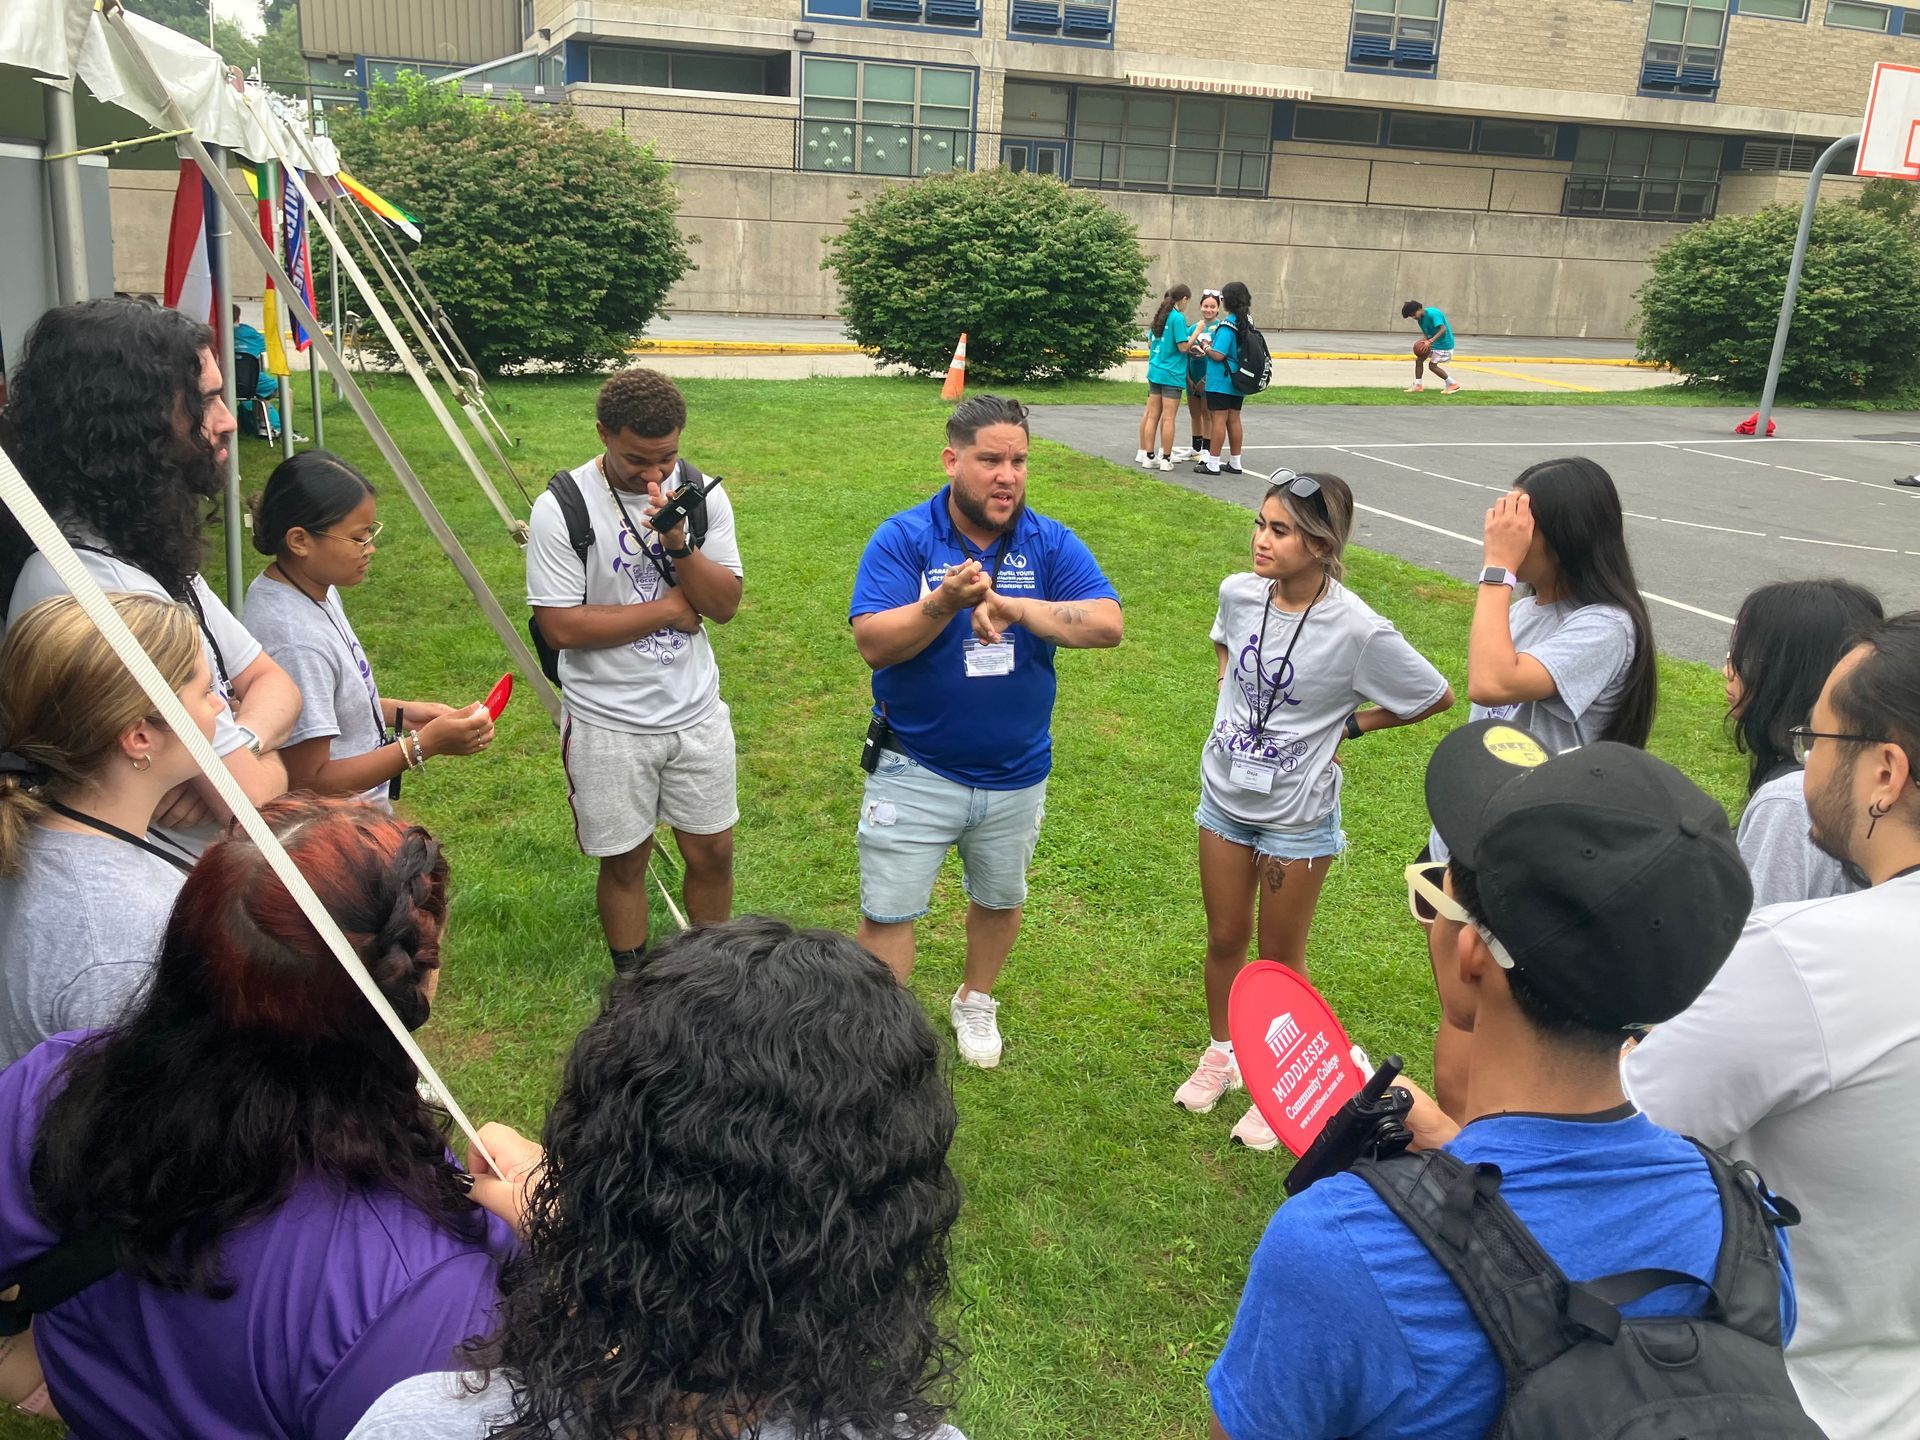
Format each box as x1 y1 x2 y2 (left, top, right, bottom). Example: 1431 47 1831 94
325 76 691 374
824 169 1148 384
1634 200 1920 400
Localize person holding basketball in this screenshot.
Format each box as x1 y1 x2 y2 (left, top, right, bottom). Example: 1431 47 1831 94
1401 300 1461 395
1175 470 1452 1149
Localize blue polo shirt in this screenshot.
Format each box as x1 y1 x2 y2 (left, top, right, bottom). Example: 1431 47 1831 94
849 487 1119 790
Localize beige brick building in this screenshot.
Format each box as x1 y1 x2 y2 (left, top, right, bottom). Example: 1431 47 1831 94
302 0 1911 336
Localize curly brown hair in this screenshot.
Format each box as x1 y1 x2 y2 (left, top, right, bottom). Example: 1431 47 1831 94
596 367 686 439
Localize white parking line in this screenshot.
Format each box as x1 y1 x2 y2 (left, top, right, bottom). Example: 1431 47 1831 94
1655 516 1768 537
1673 446 1775 468
1336 448 1503 493
1778 535 1901 554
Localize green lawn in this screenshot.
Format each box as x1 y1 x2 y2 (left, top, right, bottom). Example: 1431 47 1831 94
0 376 1746 1440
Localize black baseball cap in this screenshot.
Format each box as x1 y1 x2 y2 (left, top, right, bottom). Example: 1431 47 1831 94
1424 720 1753 1031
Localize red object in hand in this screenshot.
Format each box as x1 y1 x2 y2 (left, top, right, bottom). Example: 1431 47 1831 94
1413 337 1433 359
483 673 514 720
1228 961 1368 1158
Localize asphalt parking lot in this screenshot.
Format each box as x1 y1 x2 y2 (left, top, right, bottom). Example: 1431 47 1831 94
1033 403 1920 664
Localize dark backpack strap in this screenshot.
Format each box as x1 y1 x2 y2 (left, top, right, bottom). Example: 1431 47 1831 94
1355 1151 1578 1384
545 469 594 564
1693 1141 1795 1348
0 1225 118 1339
674 460 710 547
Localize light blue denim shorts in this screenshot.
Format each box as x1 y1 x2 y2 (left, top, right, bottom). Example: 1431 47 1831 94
1195 792 1345 862
857 749 1047 923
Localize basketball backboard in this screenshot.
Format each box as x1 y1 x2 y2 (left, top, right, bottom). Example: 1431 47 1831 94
1857 61 1920 181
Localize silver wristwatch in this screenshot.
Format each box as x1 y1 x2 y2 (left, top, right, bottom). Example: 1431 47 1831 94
233 723 263 757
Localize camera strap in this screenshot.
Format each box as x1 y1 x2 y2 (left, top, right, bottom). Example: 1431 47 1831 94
45 800 194 875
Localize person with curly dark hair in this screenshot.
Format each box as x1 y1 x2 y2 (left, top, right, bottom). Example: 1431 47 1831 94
0 796 516 1438
527 366 744 974
347 917 966 1440
2 298 299 855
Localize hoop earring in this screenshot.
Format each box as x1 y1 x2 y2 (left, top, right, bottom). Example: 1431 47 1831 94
1867 800 1891 841
131 754 152 773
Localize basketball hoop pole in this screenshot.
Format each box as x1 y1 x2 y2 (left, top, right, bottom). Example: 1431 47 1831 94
1755 134 1860 439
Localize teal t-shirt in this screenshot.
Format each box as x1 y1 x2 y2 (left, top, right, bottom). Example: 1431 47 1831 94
1418 307 1455 349
1147 310 1191 387
1205 314 1241 396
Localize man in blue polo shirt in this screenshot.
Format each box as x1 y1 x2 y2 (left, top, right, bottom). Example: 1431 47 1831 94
849 394 1123 1067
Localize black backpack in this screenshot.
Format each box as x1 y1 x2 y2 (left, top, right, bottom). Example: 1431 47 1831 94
1353 1144 1823 1440
527 462 712 687
1232 318 1272 395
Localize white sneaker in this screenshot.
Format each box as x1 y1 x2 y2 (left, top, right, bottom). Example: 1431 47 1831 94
1139 452 1157 470
1174 1047 1242 1113
1170 446 1194 461
1231 1101 1281 1152
1133 449 1150 466
950 988 1003 1069
1158 456 1172 471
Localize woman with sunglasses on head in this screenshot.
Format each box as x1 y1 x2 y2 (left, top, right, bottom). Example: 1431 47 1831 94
246 452 494 808
1185 289 1223 470
1177 470 1453 1150
1725 578 1883 908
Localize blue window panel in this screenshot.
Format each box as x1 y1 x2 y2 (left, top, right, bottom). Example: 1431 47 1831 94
867 0 923 18
1063 5 1114 36
1398 37 1436 58
806 0 863 14
1011 0 1063 31
1350 32 1392 56
926 0 982 21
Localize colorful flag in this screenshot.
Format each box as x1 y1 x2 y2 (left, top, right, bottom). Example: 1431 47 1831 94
336 170 422 242
254 160 290 377
282 169 315 351
162 158 221 347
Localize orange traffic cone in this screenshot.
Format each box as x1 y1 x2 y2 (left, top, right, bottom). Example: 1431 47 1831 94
940 332 968 402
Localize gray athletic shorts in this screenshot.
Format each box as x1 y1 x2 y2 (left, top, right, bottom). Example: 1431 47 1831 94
561 703 738 857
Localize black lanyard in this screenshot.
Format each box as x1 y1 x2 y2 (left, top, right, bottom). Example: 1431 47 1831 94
955 532 1010 589
46 801 194 875
70 544 232 698
602 460 680 590
274 572 385 742
1248 575 1327 737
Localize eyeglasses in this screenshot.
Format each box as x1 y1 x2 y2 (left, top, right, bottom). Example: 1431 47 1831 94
312 520 385 552
1267 468 1322 500
1403 862 1518 970
1787 725 1892 766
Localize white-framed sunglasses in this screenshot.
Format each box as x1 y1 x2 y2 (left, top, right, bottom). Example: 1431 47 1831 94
1403 862 1517 970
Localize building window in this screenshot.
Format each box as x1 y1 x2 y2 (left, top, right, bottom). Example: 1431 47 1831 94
1825 1 1891 29
586 45 780 95
1738 0 1808 18
1004 80 1070 137
1350 0 1442 74
804 0 984 28
1642 0 1726 96
1567 128 1722 220
1071 89 1269 195
1291 105 1383 145
1478 119 1557 158
1738 136 1838 171
799 58 973 175
1387 111 1473 152
1009 0 1113 41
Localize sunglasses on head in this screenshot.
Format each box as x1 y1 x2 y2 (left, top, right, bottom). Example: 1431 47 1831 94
1202 288 1223 299
1267 468 1322 500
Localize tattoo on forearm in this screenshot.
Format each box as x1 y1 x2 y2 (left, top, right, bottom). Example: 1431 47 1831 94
921 595 947 620
1049 603 1088 626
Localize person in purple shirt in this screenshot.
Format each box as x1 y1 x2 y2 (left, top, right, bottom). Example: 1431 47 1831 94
0 795 514 1439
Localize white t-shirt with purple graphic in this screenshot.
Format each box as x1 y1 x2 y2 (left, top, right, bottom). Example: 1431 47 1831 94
526 457 744 737
244 571 392 811
1201 573 1449 830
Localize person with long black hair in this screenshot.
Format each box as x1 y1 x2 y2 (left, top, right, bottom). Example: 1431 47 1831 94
246 451 494 808
0 797 515 1437
1137 283 1193 472
1194 281 1253 475
1185 289 1223 467
1725 578 1884 907
1 298 298 853
347 917 965 1440
1426 456 1656 1115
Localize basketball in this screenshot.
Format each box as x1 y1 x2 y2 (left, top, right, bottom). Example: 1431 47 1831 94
1413 337 1432 359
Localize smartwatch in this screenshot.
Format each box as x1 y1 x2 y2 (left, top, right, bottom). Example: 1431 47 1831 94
233 723 263 757
1478 566 1517 588
1343 712 1363 742
665 543 695 560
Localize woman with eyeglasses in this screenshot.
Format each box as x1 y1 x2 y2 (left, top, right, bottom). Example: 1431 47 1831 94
1185 289 1224 470
245 452 494 808
1726 578 1884 908
1176 469 1453 1150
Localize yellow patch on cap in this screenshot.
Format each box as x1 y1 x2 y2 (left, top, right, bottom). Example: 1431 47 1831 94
1482 725 1549 769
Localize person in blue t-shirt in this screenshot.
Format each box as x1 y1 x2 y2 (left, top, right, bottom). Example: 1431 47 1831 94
1400 298 1461 394
231 303 282 434
1137 283 1193 472
1195 281 1253 475
849 395 1123 1068
1207 719 1796 1440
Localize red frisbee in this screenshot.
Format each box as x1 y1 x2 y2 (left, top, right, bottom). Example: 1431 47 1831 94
1227 961 1367 1157
483 673 514 720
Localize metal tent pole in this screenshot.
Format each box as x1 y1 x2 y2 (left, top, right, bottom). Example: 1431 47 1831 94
1755 134 1861 440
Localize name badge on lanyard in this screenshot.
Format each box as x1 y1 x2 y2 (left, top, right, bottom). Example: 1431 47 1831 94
963 637 1015 677
1229 757 1277 794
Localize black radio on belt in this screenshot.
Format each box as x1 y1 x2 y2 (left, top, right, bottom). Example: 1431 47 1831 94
860 710 894 774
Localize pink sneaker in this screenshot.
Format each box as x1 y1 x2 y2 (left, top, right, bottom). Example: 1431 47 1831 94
1404 382 1425 393
1174 1047 1242 1113
1230 1101 1281 1152
1443 382 1463 395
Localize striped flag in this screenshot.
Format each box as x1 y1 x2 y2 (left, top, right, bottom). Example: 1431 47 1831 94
282 169 315 351
336 170 421 242
255 161 290 378
162 158 221 347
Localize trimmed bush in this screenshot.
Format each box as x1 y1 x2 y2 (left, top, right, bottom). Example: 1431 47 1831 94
824 169 1148 384
326 75 691 374
1634 201 1920 400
